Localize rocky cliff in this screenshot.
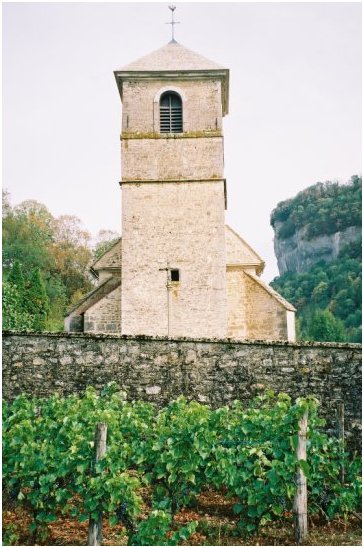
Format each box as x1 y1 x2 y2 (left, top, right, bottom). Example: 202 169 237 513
271 177 361 275
274 224 361 275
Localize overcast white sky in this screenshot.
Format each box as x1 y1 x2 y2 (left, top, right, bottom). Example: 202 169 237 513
3 1 362 281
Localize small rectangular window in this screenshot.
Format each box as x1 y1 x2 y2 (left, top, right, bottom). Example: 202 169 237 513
170 269 180 282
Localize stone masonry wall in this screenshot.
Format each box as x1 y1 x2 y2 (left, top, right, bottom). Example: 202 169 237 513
121 79 224 182
84 285 121 334
3 332 361 450
243 273 288 340
122 79 223 135
226 267 247 339
226 268 288 341
122 137 224 182
121 181 227 338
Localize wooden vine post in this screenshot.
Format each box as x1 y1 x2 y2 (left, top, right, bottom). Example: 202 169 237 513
293 409 308 545
88 423 108 546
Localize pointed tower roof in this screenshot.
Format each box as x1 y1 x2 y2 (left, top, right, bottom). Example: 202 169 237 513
118 41 226 72
114 41 229 115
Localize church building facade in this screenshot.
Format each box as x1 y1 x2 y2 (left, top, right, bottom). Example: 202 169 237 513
65 41 296 341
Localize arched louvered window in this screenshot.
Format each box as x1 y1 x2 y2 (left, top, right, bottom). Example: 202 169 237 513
160 92 183 133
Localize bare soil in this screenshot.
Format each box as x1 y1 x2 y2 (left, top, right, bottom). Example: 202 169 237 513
2 488 362 546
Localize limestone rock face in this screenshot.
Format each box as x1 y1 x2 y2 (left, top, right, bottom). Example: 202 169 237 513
273 224 361 275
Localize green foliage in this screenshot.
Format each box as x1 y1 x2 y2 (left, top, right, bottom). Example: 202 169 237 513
2 524 20 546
204 393 322 534
140 398 216 516
4 261 29 329
2 199 55 275
306 429 362 520
7 260 25 292
2 281 34 331
3 262 50 331
129 510 198 546
3 388 142 543
271 175 361 241
2 192 94 331
3 388 361 544
24 269 50 330
305 310 347 342
271 239 361 342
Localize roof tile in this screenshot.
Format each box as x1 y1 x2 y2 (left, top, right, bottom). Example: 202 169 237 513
117 41 227 72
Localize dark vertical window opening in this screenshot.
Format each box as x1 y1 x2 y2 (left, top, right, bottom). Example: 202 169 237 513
160 92 183 133
170 269 180 282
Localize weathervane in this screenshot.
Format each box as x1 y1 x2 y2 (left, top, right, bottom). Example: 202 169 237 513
166 5 180 43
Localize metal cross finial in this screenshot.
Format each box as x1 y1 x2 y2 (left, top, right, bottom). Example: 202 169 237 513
166 5 180 43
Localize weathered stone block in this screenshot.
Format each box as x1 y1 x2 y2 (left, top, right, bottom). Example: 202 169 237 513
60 356 73 366
33 357 46 366
145 385 161 395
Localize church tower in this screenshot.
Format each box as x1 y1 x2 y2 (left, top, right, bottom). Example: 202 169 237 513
114 41 230 338
65 34 296 341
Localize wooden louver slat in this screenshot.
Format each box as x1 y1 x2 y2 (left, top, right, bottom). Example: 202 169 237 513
160 92 183 133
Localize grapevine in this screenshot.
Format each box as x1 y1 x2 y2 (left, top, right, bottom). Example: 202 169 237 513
2 385 361 544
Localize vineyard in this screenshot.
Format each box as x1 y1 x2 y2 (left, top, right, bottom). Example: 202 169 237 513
2 385 362 546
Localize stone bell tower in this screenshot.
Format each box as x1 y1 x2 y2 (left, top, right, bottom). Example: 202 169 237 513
114 40 230 338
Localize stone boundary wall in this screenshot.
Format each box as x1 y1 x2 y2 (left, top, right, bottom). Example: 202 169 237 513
3 332 362 449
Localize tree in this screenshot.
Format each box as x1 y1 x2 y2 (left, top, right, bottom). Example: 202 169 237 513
2 189 12 219
25 269 50 331
51 215 93 304
271 176 362 240
306 310 347 342
311 280 329 306
93 229 120 261
2 199 55 274
2 261 34 331
2 281 33 331
2 193 94 331
7 260 25 294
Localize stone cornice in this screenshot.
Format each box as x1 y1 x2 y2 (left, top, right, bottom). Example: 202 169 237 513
3 331 361 350
121 131 222 140
119 178 225 186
